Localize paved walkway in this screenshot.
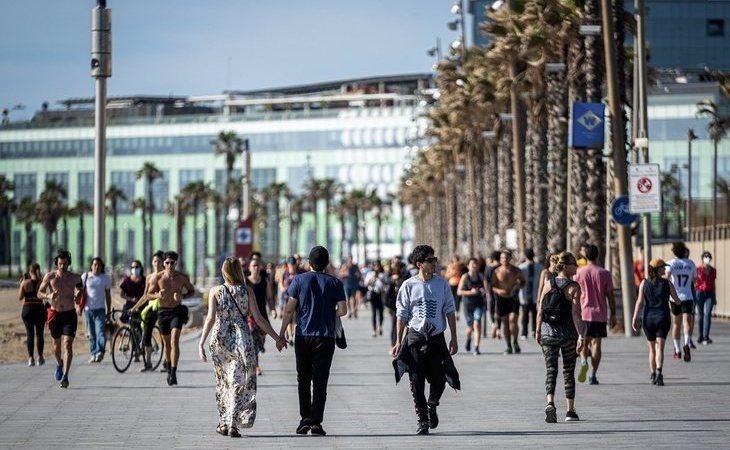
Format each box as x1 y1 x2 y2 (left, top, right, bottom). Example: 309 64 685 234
1 309 729 449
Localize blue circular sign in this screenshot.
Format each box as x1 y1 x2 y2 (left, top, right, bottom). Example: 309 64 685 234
611 196 639 226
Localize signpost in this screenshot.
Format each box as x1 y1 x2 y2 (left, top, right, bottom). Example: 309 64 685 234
234 215 254 259
629 163 662 214
611 196 639 226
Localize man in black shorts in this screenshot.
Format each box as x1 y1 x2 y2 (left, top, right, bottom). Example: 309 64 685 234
145 251 196 385
490 251 525 354
38 250 83 388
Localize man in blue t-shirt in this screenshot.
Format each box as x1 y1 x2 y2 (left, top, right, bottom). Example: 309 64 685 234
281 246 347 436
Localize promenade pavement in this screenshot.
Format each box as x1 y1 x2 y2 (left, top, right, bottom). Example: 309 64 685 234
1 307 729 449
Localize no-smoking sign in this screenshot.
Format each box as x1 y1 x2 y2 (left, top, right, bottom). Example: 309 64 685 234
629 164 661 214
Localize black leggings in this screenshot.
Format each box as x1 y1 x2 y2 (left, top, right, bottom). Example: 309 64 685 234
542 339 578 399
371 297 384 332
21 304 45 357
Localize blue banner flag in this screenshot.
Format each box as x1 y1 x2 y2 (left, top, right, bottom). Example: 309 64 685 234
571 102 605 149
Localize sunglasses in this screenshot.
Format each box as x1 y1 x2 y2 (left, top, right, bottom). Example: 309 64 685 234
424 256 438 264
131 266 141 269
164 261 177 265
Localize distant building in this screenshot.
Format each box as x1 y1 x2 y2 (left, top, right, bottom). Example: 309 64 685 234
469 0 491 47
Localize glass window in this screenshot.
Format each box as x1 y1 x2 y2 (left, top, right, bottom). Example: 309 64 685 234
77 172 94 204
252 168 276 191
179 169 204 191
215 169 242 194
45 172 69 200
13 173 36 202
110 171 136 213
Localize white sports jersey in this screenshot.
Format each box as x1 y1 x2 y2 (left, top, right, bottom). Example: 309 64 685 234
666 258 697 301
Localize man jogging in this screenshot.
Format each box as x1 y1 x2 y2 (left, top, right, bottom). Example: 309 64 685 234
391 245 459 435
491 250 525 354
280 246 347 436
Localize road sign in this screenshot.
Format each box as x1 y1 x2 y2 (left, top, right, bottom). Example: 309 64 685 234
629 163 662 214
571 102 605 149
235 215 254 258
611 196 639 226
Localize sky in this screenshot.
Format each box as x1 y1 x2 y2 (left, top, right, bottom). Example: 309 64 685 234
0 0 471 120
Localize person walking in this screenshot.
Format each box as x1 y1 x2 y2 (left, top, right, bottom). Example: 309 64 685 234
246 258 273 376
339 256 361 319
666 242 697 361
81 257 112 363
631 258 682 386
573 244 616 385
536 252 586 423
695 251 716 345
364 260 388 337
386 260 407 347
490 250 526 354
457 258 486 355
484 251 502 340
445 255 465 321
199 257 286 438
18 263 45 367
279 246 348 436
37 250 83 388
391 245 459 435
518 248 543 340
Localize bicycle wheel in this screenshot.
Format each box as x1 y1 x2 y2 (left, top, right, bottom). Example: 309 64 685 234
146 326 164 371
111 326 134 373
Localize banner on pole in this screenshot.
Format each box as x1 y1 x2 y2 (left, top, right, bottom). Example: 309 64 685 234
571 102 605 149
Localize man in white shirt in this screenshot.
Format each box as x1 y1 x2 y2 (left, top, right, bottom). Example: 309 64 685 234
391 245 458 435
665 241 697 362
81 257 112 363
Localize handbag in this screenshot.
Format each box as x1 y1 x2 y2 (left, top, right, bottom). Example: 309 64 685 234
335 316 347 349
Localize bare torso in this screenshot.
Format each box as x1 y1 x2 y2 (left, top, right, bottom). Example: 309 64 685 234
149 270 194 308
491 264 524 298
40 271 81 312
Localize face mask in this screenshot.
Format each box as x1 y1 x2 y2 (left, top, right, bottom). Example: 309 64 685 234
131 268 142 276
703 257 711 265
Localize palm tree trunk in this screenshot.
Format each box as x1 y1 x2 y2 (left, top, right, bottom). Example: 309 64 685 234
112 212 118 266
465 144 478 255
192 201 199 284
203 206 209 279
498 124 514 246
78 213 85 266
324 197 331 251
24 224 32 267
484 144 498 250
547 67 569 254
339 214 347 261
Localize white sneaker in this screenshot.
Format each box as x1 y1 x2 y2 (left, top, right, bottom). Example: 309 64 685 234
89 355 99 363
28 358 35 367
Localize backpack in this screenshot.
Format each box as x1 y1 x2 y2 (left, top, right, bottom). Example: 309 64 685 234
541 276 575 325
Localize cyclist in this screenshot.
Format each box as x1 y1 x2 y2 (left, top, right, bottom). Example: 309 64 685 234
130 251 164 372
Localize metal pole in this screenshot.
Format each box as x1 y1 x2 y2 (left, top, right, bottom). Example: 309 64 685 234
91 1 111 262
603 0 636 336
687 129 696 240
636 0 652 287
713 140 718 255
241 139 251 220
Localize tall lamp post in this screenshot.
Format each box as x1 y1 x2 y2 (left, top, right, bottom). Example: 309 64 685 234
91 0 111 262
686 128 697 240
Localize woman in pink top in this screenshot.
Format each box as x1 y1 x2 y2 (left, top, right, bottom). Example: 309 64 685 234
695 251 716 344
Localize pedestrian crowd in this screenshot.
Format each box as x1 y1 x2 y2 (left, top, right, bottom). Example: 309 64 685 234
15 238 719 436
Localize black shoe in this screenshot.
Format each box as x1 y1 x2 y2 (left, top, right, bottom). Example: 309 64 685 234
544 402 557 423
167 372 177 386
465 338 471 353
295 420 311 435
650 373 656 385
140 362 153 372
513 340 521 354
427 406 439 429
416 422 429 435
504 346 513 355
309 424 326 436
160 361 170 373
565 410 580 422
689 340 696 349
655 373 664 386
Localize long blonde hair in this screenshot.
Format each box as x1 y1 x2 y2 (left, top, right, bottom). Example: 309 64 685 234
222 257 246 285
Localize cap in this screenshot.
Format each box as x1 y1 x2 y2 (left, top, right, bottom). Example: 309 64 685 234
308 246 330 270
286 256 297 265
649 258 667 269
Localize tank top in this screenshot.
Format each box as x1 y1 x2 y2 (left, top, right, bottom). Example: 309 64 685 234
21 279 41 303
247 277 269 323
642 278 671 320
463 273 484 302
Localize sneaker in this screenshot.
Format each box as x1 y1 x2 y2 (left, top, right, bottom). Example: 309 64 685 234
371 332 377 338
544 403 557 423
38 356 45 366
160 361 170 373
295 420 311 435
139 362 153 372
28 358 35 367
565 410 580 421
89 355 99 364
577 362 589 383
513 340 521 354
416 422 429 435
504 346 513 355
309 424 326 436
689 340 696 349
97 352 104 363
60 376 69 389
705 338 713 344
379 328 383 336
588 375 599 385
54 365 63 381
465 338 471 353
428 405 439 429
697 336 705 344
683 345 691 362
655 373 664 386
473 347 481 356
520 335 528 341
672 351 681 360
650 373 656 385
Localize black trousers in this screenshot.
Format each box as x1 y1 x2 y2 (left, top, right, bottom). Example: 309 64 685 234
407 331 447 423
520 303 537 337
22 303 45 357
295 336 335 425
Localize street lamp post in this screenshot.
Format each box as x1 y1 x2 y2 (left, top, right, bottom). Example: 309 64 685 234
91 0 111 262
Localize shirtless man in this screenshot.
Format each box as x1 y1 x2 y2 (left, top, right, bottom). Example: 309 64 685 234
144 251 196 385
37 250 83 388
490 250 525 354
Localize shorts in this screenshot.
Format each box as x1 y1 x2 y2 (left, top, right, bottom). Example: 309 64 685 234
157 305 188 335
463 297 485 327
344 286 357 299
49 309 78 339
278 291 289 308
671 300 695 316
585 321 607 338
643 315 671 341
495 296 518 318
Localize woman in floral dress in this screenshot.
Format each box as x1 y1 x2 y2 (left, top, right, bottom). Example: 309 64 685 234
199 257 287 438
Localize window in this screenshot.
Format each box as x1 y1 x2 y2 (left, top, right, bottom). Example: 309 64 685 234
150 171 169 213
45 172 69 201
252 168 276 191
161 228 170 251
708 19 724 37
110 171 136 213
215 169 242 194
78 172 94 204
179 169 204 191
13 173 36 202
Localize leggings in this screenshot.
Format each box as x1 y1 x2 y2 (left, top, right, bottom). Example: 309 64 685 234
371 297 384 332
542 339 578 399
21 304 45 357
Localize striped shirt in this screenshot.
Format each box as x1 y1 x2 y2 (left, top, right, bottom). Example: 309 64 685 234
396 275 455 336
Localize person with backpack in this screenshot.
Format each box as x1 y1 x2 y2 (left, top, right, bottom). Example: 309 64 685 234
536 252 586 423
631 258 682 386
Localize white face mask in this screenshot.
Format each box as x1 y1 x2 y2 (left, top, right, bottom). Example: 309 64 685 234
703 257 712 265
131 267 142 277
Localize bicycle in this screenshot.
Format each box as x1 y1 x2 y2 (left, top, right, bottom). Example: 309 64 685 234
110 308 164 373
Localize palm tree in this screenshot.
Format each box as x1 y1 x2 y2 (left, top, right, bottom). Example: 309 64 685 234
14 198 36 266
181 181 212 283
288 194 305 256
136 162 163 264
36 180 67 269
166 195 188 271
660 171 681 238
302 178 321 244
0 175 14 276
132 197 148 263
346 189 368 262
697 99 729 240
105 185 128 267
366 189 390 262
716 177 730 223
316 178 339 250
73 199 93 266
262 182 290 260
212 131 245 255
